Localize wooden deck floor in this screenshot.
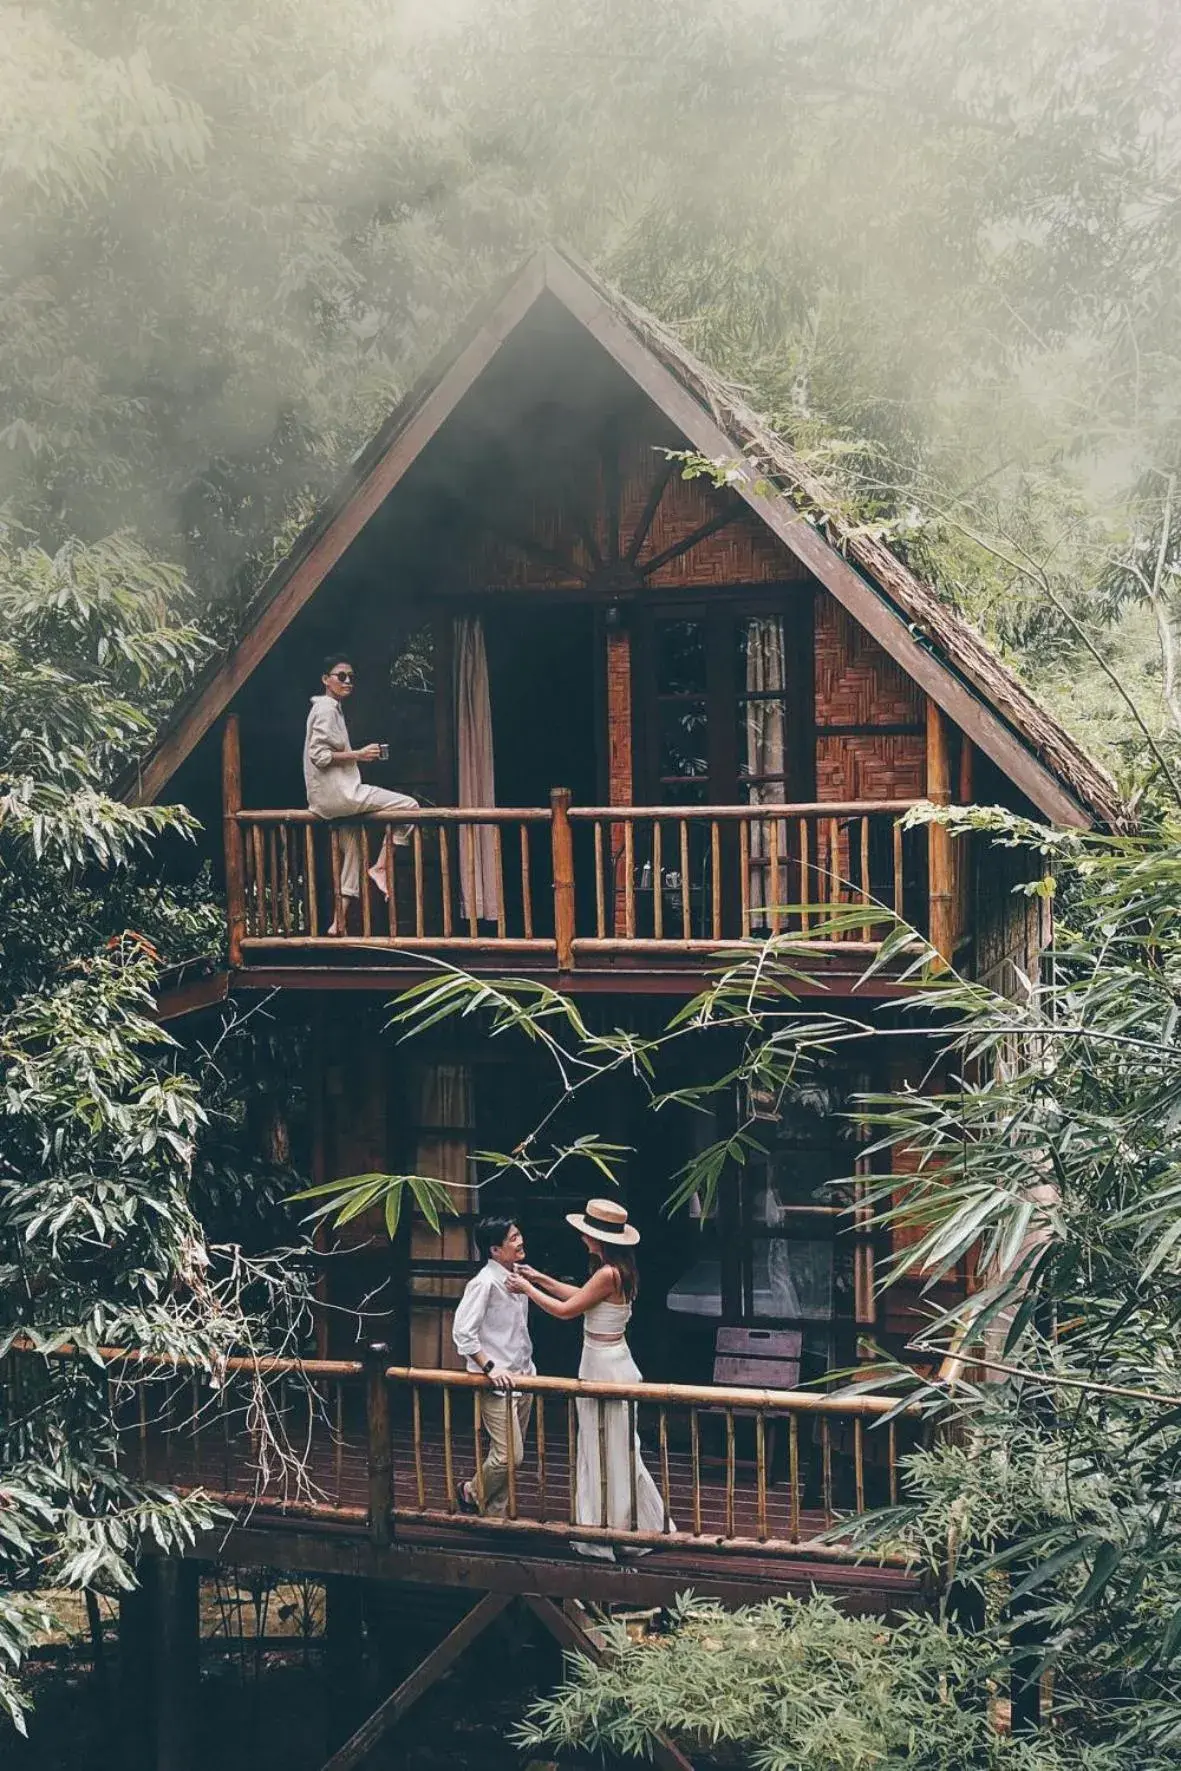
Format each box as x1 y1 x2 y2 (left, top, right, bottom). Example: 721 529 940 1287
129 1400 920 1611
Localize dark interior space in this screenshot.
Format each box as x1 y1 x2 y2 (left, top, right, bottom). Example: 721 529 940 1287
484 605 599 810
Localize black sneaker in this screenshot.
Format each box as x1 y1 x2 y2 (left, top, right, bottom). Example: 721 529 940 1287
456 1483 479 1515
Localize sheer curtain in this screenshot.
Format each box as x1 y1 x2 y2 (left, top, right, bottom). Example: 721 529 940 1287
745 617 787 923
454 617 500 923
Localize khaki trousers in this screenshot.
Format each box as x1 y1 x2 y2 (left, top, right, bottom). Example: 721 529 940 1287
468 1390 532 1517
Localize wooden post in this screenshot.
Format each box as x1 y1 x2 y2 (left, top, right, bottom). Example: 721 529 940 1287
155 1560 200 1771
550 787 575 971
221 715 246 967
323 1578 366 1752
926 699 956 964
365 1343 393 1546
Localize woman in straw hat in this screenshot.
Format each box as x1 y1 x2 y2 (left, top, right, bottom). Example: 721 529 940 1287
506 1199 673 1558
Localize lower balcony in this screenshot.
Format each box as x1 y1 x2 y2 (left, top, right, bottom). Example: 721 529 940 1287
25 1347 927 1607
224 795 958 990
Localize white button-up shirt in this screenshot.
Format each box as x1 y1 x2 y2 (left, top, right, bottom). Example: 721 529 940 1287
452 1260 534 1375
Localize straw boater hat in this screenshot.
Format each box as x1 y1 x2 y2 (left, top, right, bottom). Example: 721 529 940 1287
565 1198 640 1246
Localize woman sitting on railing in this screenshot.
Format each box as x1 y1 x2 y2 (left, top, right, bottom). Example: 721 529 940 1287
506 1200 674 1559
304 651 419 935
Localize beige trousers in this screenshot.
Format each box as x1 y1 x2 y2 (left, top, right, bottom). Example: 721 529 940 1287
468 1391 533 1517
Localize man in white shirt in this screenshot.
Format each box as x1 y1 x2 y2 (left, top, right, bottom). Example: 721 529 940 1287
451 1215 534 1516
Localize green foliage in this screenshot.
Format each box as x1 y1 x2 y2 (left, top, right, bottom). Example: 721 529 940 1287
518 1592 1117 1771
0 526 313 1730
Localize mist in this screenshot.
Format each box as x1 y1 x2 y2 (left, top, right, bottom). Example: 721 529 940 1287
2 0 1180 728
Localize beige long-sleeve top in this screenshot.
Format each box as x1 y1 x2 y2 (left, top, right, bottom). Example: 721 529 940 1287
303 694 367 820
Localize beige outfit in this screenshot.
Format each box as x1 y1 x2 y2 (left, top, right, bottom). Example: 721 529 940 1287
302 694 417 899
471 1390 533 1517
575 1297 673 1556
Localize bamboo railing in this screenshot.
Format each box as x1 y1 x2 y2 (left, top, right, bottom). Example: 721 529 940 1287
8 1344 920 1564
224 793 932 967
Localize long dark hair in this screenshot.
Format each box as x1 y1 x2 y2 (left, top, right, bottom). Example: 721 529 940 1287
588 1243 639 1303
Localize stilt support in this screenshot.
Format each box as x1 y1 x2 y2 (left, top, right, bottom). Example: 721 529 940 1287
319 1590 512 1771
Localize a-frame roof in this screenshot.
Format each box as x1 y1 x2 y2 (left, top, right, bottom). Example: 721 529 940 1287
127 245 1123 829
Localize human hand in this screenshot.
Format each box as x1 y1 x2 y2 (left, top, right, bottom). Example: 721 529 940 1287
515 1263 542 1282
356 742 382 763
504 1273 530 1296
487 1366 515 1391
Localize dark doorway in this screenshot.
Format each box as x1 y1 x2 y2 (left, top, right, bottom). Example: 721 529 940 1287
484 606 598 809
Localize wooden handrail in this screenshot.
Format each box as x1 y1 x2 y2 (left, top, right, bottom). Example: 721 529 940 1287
382 1364 917 1418
15 1341 916 1418
568 800 921 821
235 807 552 825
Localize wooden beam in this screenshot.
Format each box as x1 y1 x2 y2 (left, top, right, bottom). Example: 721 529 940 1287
522 1596 697 1771
129 255 549 806
541 249 1092 830
925 698 955 965
221 715 245 967
318 1592 513 1771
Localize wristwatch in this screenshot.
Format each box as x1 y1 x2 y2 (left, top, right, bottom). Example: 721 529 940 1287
481 1359 495 1375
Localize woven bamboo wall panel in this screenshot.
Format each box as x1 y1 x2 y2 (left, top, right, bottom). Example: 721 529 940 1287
815 594 923 727
816 734 925 801
460 431 806 589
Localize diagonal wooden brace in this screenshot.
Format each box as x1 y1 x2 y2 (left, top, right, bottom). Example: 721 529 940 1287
318 1590 512 1771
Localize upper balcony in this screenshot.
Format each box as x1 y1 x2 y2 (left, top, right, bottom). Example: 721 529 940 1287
222 774 962 995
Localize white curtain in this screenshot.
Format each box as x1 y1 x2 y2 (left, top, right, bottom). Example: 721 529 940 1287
745 618 787 921
454 618 500 923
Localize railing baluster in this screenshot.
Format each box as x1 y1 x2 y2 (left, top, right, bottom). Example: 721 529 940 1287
412 1385 426 1509
888 1420 898 1506
535 1395 547 1522
365 1343 392 1546
828 816 841 934
252 827 266 935
567 1396 577 1526
800 816 811 934
710 820 721 939
334 1382 344 1508
627 1400 639 1532
465 820 478 937
855 1417 866 1514
652 820 663 939
680 820 691 939
439 826 453 937
505 1387 518 1521
624 822 635 938
520 825 534 938
739 821 750 936
789 1414 801 1543
597 1399 609 1528
329 829 344 935
279 826 293 935
443 1385 455 1511
755 1412 768 1542
658 1408 671 1535
359 826 372 936
769 814 781 934
822 1417 833 1522
304 825 318 937
138 1383 148 1481
725 1408 735 1538
492 825 505 939
384 835 397 939
413 826 425 935
860 815 871 939
267 827 279 937
893 817 904 918
690 1407 702 1535
191 1375 202 1484
594 822 605 937
473 1391 486 1513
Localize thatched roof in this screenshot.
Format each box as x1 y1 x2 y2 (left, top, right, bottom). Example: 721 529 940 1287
560 251 1125 830
126 245 1125 830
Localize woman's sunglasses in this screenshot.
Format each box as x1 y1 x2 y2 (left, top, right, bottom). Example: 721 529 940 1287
331 670 355 684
